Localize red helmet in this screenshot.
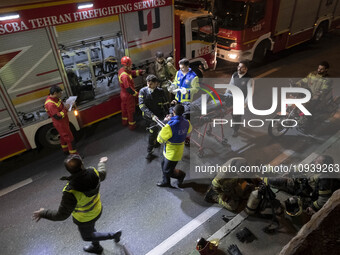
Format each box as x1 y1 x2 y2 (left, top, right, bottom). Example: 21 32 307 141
121 56 132 67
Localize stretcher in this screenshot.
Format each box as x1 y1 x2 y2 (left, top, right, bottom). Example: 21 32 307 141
188 94 233 157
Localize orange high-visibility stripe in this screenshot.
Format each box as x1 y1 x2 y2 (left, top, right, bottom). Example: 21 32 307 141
118 72 132 83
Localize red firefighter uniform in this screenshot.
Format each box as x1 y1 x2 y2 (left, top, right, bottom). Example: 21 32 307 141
118 67 142 130
44 96 77 154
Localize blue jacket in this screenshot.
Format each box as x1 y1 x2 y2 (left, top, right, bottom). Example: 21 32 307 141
173 68 199 102
157 115 192 161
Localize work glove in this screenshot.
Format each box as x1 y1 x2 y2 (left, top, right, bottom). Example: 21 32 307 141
227 244 243 255
168 84 177 93
180 87 187 94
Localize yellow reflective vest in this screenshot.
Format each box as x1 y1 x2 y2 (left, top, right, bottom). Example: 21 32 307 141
157 115 192 161
63 168 102 223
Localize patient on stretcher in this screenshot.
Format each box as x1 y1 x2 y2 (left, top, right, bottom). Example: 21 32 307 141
189 92 233 120
168 92 233 126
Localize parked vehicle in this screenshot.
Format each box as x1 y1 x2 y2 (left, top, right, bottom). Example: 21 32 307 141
0 0 216 161
212 0 340 63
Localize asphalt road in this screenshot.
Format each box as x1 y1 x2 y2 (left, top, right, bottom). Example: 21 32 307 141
0 31 340 255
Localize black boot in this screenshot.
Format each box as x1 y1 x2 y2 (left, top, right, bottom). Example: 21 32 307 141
83 244 103 254
112 230 122 243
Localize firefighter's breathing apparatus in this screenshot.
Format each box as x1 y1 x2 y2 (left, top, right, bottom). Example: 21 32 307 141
245 182 282 234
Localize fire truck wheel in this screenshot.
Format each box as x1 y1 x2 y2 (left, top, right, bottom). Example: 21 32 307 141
253 41 269 63
37 124 61 149
313 23 327 43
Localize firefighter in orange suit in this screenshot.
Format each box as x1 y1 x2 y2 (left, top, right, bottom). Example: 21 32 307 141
118 56 144 130
45 85 77 155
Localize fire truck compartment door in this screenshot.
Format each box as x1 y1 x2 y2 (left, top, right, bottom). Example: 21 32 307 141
55 15 121 45
123 6 173 65
0 28 62 125
0 84 18 135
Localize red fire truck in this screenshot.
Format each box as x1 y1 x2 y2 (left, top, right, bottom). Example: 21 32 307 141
213 0 340 62
0 0 216 161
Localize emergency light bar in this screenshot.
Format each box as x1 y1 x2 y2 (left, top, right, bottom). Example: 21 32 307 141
0 14 20 21
77 2 93 9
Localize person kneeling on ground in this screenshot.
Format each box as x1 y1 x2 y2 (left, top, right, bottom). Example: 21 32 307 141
204 157 255 211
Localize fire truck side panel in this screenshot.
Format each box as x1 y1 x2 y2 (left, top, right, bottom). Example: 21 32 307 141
0 29 62 115
272 32 290 53
332 1 340 28
319 0 338 18
290 0 320 35
0 133 27 161
0 91 16 135
76 94 121 127
287 29 315 48
274 0 295 34
123 6 173 65
55 16 121 45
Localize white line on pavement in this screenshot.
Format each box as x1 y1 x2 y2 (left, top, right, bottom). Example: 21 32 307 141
0 178 32 197
208 211 248 241
300 130 340 165
145 206 222 255
238 143 256 154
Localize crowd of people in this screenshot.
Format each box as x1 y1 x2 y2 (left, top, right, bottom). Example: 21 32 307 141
33 54 338 254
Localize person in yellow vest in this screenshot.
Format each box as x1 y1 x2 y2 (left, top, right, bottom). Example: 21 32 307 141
33 155 121 254
156 104 192 187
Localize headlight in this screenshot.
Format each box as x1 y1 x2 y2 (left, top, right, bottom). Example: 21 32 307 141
230 42 237 48
228 54 238 60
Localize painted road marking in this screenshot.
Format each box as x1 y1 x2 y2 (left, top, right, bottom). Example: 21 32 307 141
269 149 295 165
255 68 280 78
208 211 248 241
145 206 222 255
0 178 32 197
300 130 340 165
0 171 46 198
238 143 256 154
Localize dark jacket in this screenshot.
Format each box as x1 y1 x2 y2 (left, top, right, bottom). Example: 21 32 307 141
40 162 106 224
311 176 340 211
231 72 252 96
138 87 169 119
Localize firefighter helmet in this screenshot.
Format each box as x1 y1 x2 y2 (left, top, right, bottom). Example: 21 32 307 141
121 56 132 67
155 51 164 58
